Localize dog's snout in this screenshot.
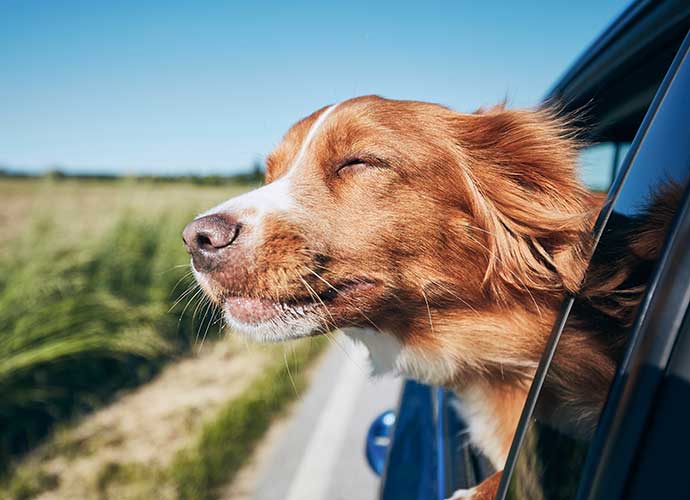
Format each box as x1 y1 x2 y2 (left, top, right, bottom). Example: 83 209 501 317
182 214 240 271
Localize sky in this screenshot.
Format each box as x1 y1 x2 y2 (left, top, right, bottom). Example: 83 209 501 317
1 0 631 176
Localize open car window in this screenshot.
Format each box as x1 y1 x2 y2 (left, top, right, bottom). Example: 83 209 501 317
499 29 690 500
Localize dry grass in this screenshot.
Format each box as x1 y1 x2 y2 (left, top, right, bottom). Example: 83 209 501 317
2 338 325 500
0 178 246 254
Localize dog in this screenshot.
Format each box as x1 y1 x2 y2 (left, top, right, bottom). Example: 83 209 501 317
183 95 608 498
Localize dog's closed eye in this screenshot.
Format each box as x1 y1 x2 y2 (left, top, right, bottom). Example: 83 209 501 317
335 154 392 177
336 157 369 176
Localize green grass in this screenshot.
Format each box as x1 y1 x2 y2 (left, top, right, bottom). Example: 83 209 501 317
0 178 252 470
0 212 184 468
1 467 60 500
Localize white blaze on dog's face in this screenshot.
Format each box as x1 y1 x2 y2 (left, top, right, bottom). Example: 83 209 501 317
183 95 591 383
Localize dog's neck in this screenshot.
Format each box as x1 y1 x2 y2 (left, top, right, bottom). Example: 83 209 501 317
342 303 553 469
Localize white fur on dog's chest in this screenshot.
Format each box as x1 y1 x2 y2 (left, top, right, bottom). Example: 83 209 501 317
342 327 455 383
451 386 509 469
341 327 404 376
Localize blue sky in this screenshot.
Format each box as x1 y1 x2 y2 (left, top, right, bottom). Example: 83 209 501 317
1 0 630 175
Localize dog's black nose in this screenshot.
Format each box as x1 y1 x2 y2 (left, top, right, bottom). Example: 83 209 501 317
182 214 240 271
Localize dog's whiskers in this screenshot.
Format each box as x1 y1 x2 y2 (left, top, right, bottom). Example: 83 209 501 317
169 270 195 297
176 285 204 327
161 263 196 275
293 270 367 374
169 280 200 312
199 302 220 350
420 286 435 336
297 274 337 331
304 267 385 335
283 346 299 396
195 296 213 349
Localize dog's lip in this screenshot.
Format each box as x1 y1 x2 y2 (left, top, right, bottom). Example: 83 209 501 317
223 279 377 325
224 296 300 324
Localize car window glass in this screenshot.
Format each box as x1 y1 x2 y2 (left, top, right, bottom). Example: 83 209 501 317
506 41 690 500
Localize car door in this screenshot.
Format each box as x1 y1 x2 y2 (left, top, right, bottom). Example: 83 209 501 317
497 28 690 500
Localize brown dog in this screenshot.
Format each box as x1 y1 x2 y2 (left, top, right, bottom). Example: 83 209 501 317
183 96 607 498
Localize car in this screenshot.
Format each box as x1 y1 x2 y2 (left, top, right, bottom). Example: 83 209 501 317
366 1 690 499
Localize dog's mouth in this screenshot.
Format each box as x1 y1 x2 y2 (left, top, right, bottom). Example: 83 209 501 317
223 279 378 326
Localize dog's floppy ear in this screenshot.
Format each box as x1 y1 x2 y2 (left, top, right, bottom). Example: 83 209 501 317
451 105 598 301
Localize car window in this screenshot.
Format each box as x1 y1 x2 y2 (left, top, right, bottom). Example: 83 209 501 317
503 34 690 500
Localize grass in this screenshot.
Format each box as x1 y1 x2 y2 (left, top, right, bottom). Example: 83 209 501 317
0 177 251 469
2 467 60 500
0 215 171 466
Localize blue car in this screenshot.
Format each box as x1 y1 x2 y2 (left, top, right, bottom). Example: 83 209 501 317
368 2 690 499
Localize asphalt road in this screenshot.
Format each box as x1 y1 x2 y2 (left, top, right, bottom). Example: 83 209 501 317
250 338 402 500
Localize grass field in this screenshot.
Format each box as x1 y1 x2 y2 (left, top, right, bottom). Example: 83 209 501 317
0 177 252 463
0 178 247 252
1 176 333 495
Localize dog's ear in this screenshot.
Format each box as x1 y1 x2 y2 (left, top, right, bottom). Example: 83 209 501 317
451 106 599 301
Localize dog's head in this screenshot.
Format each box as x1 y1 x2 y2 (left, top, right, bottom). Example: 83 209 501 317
184 96 594 381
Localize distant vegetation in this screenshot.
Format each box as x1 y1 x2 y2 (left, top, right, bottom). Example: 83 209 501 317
0 161 265 186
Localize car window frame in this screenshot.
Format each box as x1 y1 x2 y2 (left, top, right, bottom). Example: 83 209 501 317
622 286 690 498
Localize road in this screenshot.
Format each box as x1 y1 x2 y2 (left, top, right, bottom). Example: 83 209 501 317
232 338 402 500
